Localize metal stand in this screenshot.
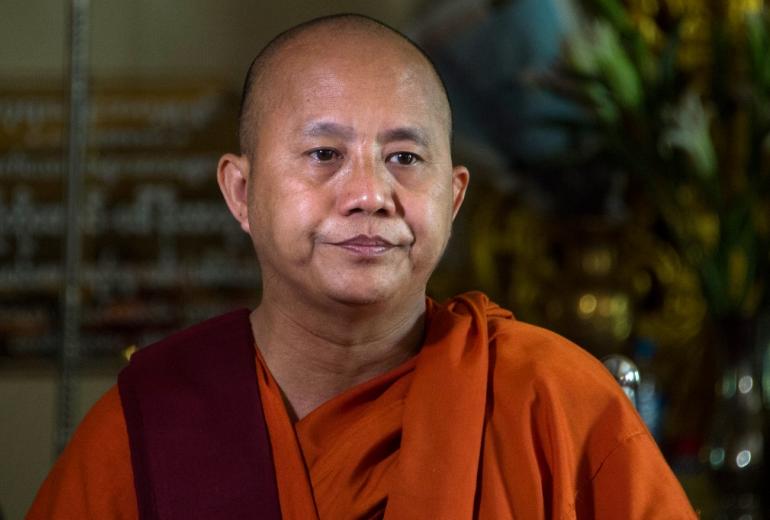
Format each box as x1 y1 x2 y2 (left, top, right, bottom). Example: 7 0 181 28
57 0 90 454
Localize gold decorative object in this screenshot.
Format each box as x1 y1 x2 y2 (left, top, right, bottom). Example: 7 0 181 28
546 1 770 513
122 345 138 362
469 188 705 355
547 0 770 321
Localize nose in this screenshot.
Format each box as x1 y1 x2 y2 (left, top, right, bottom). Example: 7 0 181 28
337 155 397 217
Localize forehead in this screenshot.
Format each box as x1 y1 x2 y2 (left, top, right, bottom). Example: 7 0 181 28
256 30 450 137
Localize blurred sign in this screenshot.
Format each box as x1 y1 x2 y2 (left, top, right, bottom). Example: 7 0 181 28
0 85 260 358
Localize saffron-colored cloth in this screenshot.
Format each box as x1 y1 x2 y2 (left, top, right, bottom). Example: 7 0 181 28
28 292 697 519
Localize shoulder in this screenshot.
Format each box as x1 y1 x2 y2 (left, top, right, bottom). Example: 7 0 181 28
27 386 137 519
73 385 128 449
486 315 650 477
119 308 254 401
435 291 626 407
52 385 129 469
488 316 625 404
127 308 252 366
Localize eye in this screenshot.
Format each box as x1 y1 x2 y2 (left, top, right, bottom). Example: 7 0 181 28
309 148 340 162
387 152 421 166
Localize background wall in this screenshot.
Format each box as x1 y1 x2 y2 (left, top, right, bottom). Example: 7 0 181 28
0 0 429 86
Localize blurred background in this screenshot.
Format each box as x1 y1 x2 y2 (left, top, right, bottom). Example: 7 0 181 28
1 0 769 518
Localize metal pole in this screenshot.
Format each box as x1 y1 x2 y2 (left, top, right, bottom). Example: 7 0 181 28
57 0 90 454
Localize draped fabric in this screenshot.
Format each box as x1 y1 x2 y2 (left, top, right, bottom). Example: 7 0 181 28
118 309 281 520
28 292 697 519
258 292 697 518
261 294 493 518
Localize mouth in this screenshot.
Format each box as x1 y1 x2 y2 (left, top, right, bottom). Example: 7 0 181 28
330 235 399 257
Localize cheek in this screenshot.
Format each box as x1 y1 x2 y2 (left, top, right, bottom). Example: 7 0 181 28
250 184 326 258
405 185 454 257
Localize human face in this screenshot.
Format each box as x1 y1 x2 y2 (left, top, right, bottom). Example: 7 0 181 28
222 36 468 308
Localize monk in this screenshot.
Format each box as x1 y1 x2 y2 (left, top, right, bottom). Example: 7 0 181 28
28 14 698 519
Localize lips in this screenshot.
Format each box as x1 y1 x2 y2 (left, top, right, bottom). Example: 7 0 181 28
331 234 399 256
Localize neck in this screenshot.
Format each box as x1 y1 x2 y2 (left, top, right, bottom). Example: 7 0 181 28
250 293 426 421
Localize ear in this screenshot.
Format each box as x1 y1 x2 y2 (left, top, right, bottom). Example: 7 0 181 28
450 165 470 220
217 153 251 233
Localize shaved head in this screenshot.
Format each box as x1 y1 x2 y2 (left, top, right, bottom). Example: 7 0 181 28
237 14 452 157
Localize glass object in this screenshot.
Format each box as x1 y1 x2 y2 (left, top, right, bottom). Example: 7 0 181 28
634 337 664 441
706 317 764 519
602 354 640 408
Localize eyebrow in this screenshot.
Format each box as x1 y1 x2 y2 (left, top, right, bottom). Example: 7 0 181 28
302 121 355 140
378 127 431 148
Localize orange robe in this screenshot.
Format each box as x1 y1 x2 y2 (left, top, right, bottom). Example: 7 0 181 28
28 292 697 518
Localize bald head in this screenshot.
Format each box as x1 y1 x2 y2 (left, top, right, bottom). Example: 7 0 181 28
237 14 452 157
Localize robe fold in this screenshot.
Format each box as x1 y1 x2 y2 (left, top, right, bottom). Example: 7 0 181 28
28 292 697 519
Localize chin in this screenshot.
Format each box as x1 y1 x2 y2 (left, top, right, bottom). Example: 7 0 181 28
324 286 394 307
318 275 406 307
310 261 429 308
